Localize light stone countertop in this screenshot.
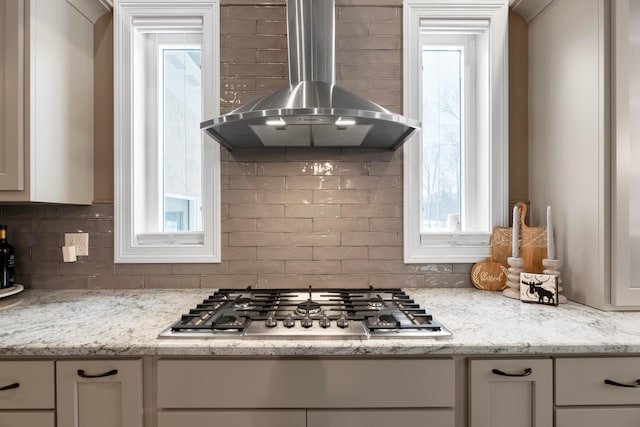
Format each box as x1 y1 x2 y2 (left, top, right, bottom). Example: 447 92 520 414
0 288 639 357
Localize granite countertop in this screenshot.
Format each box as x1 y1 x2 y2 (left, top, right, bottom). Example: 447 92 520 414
0 288 639 357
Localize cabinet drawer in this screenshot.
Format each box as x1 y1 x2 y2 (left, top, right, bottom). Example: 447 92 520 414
158 410 305 427
556 357 640 405
307 409 454 427
556 407 640 427
158 358 455 409
0 412 55 427
0 361 55 409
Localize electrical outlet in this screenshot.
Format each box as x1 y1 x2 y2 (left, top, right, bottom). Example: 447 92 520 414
65 233 89 257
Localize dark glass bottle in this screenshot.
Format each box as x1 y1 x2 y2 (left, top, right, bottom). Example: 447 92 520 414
0 225 15 289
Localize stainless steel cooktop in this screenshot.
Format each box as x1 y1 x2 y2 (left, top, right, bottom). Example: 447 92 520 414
159 287 451 340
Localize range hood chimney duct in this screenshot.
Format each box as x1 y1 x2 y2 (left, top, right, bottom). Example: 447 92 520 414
201 0 419 151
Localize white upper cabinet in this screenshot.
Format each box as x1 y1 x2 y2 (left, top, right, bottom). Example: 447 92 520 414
528 0 640 309
0 0 94 204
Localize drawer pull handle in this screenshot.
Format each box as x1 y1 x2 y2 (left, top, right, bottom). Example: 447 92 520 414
77 369 118 379
492 368 532 377
0 382 19 391
604 379 640 388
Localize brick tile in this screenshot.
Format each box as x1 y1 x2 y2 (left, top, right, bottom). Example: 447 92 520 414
453 263 474 274
369 274 425 288
221 162 256 176
286 261 341 274
256 77 289 90
363 90 401 106
172 263 229 275
222 218 256 232
145 275 201 289
337 36 400 51
424 274 473 288
201 274 257 289
336 50 369 65
228 204 284 218
33 219 88 233
258 162 314 176
222 190 257 204
286 176 340 190
87 246 116 261
221 48 256 63
90 233 114 248
369 22 401 35
313 218 369 232
369 79 401 92
341 204 402 218
223 247 257 260
116 264 172 275
342 260 403 273
222 79 256 91
31 247 62 262
229 232 284 246
2 205 57 219
313 161 368 176
222 62 287 77
229 260 285 274
338 6 399 22
58 261 114 276
85 219 114 233
256 20 286 35
342 231 398 246
340 148 398 162
336 21 369 35
409 264 453 274
257 247 313 260
88 275 144 289
220 19 257 34
258 274 369 288
367 161 402 175
257 190 313 204
58 204 114 219
29 261 58 275
224 34 287 49
256 49 288 63
335 79 368 92
368 246 402 260
284 204 341 218
257 218 312 232
223 6 285 21
1 219 31 233
226 176 285 190
31 275 88 289
313 246 368 260
283 232 341 246
369 218 402 231
341 176 397 189
339 63 399 79
313 190 369 204
370 189 402 204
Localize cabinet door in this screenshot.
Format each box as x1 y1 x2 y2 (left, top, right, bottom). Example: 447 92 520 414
469 359 552 427
307 409 454 427
556 407 640 427
611 0 640 305
0 361 54 409
56 359 143 427
0 0 24 191
157 410 305 427
0 412 55 427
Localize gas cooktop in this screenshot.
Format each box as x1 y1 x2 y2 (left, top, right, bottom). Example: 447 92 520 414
159 287 452 339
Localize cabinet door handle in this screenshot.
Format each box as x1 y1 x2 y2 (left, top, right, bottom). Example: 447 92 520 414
604 379 640 388
0 382 19 391
492 368 532 377
77 369 118 379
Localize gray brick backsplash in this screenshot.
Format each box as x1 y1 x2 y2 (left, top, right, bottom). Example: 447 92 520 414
0 3 472 290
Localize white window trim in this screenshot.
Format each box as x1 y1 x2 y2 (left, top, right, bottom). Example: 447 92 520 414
403 0 508 263
114 0 221 263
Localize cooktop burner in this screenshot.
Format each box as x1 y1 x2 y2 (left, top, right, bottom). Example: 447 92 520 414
158 287 451 339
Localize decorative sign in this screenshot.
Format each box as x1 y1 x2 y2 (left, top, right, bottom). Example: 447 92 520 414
520 273 559 306
471 259 508 291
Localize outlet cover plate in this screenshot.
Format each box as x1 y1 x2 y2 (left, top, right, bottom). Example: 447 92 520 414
65 233 89 256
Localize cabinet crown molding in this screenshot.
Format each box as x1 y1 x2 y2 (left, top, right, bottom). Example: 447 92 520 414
511 0 553 22
66 0 113 23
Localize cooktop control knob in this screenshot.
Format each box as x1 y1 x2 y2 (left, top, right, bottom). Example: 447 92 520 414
336 315 349 328
283 314 295 328
319 314 331 328
265 316 277 328
301 316 313 328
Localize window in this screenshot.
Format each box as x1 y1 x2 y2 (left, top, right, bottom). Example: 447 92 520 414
403 1 508 263
115 1 221 263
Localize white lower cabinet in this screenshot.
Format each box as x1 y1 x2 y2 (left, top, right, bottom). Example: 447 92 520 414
157 358 455 427
56 359 143 427
555 357 640 427
469 358 553 427
0 361 55 427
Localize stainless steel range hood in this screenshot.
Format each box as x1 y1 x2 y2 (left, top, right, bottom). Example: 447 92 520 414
201 0 419 151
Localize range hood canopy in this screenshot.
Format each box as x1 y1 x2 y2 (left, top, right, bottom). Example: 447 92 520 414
201 0 419 151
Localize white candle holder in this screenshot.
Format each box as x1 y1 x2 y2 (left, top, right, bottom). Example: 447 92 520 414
542 258 567 304
503 257 524 299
